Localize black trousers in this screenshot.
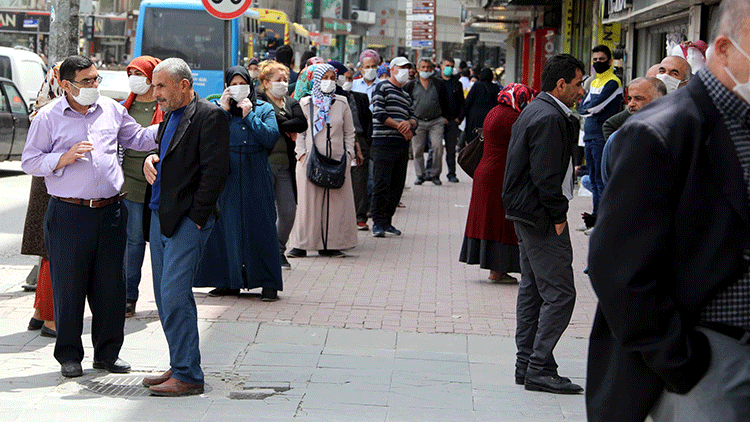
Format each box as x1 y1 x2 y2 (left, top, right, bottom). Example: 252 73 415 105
44 198 127 364
513 221 575 377
443 120 460 177
371 143 409 228
351 133 371 222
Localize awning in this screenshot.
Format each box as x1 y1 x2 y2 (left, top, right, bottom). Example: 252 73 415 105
603 0 694 25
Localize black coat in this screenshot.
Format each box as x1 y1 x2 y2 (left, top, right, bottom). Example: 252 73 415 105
586 76 744 421
258 91 308 171
402 76 451 120
153 94 230 238
459 81 500 139
440 75 465 121
348 90 373 140
502 93 578 232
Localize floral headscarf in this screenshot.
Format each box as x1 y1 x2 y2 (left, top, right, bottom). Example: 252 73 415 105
293 63 319 101
29 61 63 121
377 63 389 79
497 83 536 113
311 63 336 138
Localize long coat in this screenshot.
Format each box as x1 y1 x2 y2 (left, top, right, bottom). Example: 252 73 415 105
20 176 49 258
464 103 519 244
587 75 740 421
459 81 500 140
288 95 357 251
194 101 282 290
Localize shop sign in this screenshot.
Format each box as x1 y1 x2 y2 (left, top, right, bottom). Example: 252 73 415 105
604 0 631 17
0 11 50 32
563 0 573 54
597 22 621 50
533 27 557 91
321 18 350 34
93 16 126 38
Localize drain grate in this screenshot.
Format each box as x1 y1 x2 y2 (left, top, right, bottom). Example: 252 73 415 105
80 374 152 397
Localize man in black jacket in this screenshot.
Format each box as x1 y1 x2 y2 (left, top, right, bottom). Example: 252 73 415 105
502 54 585 395
439 57 465 183
588 1 750 420
141 58 230 397
403 59 451 185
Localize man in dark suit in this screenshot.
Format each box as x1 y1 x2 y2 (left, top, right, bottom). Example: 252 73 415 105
141 58 229 397
502 54 585 395
588 1 750 420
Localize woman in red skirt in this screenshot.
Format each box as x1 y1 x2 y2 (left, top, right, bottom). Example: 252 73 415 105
459 83 536 283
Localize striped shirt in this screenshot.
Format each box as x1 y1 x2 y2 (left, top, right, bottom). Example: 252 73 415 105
371 80 416 147
699 67 750 330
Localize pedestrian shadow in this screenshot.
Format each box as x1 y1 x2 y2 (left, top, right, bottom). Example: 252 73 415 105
0 368 114 394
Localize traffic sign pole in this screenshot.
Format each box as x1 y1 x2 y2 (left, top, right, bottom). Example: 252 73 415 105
202 0 252 88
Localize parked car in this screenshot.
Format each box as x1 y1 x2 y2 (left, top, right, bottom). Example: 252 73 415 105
0 78 30 162
98 70 130 102
0 46 46 108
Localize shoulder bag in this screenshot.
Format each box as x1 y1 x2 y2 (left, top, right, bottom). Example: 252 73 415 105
306 100 347 189
457 128 483 178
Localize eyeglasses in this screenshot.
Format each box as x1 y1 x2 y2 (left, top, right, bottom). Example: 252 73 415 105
69 75 102 87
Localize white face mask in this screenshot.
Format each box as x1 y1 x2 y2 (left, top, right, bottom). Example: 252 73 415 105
363 68 377 81
319 79 336 94
128 75 151 95
269 81 288 98
724 37 750 104
419 71 432 80
228 84 250 102
72 86 100 106
656 73 682 94
342 81 353 92
395 68 410 84
337 75 348 87
249 70 259 79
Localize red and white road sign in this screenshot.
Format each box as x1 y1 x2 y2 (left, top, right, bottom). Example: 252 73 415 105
202 0 250 20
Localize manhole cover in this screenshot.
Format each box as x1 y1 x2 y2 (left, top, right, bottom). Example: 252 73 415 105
81 374 151 397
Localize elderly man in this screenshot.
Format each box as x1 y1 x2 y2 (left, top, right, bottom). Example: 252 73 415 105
141 58 229 396
656 55 692 93
352 49 382 102
588 1 750 420
600 77 666 184
602 77 667 141
403 59 451 185
21 55 158 377
370 57 417 238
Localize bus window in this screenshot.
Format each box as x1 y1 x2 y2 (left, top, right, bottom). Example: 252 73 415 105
141 7 223 71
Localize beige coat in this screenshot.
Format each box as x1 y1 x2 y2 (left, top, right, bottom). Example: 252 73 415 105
288 95 358 251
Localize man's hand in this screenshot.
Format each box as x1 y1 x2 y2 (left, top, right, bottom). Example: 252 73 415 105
396 120 411 136
354 142 364 166
238 98 253 117
555 221 567 236
143 154 160 185
219 88 232 112
403 130 414 141
56 141 94 170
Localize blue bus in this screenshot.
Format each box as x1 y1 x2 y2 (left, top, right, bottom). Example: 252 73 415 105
134 0 261 98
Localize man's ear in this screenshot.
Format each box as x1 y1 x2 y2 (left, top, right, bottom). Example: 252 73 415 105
712 36 732 67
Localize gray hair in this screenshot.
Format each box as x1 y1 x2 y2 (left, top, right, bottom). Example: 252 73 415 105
711 0 750 41
630 76 667 97
153 58 193 87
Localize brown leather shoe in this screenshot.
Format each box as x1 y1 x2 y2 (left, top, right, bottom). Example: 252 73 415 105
142 370 173 387
148 377 204 397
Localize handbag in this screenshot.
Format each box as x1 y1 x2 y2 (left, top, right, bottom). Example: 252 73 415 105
306 100 347 189
457 128 484 178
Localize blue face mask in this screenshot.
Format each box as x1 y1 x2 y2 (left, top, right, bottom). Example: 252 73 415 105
443 66 453 77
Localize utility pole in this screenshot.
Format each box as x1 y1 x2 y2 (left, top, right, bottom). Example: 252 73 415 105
48 0 81 64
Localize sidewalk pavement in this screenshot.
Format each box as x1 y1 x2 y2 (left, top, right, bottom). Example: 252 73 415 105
0 164 596 422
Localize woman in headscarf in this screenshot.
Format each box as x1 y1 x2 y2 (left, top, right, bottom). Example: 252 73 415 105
193 66 283 301
287 63 357 258
121 55 164 317
459 83 536 283
459 68 500 149
23 62 64 338
256 60 308 269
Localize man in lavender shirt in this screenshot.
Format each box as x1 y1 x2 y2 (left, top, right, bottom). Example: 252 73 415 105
21 55 158 378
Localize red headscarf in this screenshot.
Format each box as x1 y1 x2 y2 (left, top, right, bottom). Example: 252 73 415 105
123 55 164 125
497 83 536 113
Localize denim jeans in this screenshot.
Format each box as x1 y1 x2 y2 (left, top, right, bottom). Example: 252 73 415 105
150 211 214 385
584 138 605 216
123 199 146 303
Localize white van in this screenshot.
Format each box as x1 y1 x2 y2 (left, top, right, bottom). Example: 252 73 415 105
0 47 46 108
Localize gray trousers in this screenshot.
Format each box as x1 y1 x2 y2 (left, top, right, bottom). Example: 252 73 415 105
514 221 575 376
270 163 297 255
351 133 371 223
649 327 750 422
412 117 446 179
